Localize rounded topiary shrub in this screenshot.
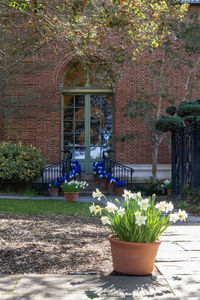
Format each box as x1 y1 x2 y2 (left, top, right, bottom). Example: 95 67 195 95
166 106 177 116
155 116 183 132
177 104 200 118
183 115 200 124
0 142 45 183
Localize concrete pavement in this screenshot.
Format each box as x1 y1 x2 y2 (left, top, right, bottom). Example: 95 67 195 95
0 196 199 299
0 223 199 299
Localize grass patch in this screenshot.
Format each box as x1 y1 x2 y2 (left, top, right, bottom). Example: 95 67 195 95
0 199 94 217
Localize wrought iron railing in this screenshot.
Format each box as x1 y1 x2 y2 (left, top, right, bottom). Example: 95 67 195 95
42 152 72 183
172 120 200 194
103 152 134 190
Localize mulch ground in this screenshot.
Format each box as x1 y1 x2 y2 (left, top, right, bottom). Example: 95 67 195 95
0 214 112 275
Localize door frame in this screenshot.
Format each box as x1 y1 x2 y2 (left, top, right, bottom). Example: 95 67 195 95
61 88 114 171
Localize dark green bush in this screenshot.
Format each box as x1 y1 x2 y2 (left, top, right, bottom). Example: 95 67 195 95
181 184 200 206
194 98 200 105
155 116 183 132
183 115 200 124
179 101 188 107
177 104 200 117
166 106 177 116
0 142 45 183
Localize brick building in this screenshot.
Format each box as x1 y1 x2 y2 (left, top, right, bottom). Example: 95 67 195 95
1 0 200 182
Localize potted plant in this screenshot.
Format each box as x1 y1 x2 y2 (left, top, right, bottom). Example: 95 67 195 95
98 171 108 189
71 160 81 180
114 179 126 196
48 180 60 197
62 180 88 202
93 161 104 182
106 176 115 192
90 189 187 275
164 179 172 196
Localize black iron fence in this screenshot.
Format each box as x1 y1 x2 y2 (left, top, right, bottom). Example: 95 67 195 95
42 152 72 184
172 120 200 194
103 153 134 190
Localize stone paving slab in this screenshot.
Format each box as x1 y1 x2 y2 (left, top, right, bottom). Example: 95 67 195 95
164 275 200 299
156 261 200 276
176 241 200 251
0 275 173 299
0 275 22 293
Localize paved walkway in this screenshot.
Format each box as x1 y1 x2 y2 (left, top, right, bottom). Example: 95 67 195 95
0 196 199 299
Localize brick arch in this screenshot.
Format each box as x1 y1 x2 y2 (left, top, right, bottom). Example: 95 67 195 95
53 54 77 85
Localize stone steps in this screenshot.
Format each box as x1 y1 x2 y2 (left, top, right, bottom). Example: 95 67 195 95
79 174 114 196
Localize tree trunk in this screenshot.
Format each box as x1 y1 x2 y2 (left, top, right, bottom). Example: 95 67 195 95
152 144 159 184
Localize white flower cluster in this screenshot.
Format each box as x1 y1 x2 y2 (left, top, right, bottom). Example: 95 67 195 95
155 201 187 222
66 180 88 188
155 201 174 213
90 189 188 228
92 188 104 200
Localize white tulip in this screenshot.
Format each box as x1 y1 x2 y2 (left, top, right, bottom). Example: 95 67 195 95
135 215 147 226
165 202 174 213
92 188 103 200
169 213 179 223
117 207 125 217
138 199 150 211
101 216 111 225
89 203 96 214
155 201 167 212
105 202 118 213
134 211 141 217
177 209 188 221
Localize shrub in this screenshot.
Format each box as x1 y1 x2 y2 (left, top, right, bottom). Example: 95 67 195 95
180 184 200 206
0 142 45 183
177 104 200 118
183 115 200 124
155 116 183 132
166 106 177 116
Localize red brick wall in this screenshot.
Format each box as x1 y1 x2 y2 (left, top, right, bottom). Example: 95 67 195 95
1 6 200 166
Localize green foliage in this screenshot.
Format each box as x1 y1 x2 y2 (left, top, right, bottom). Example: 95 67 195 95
174 11 200 54
155 116 183 132
166 106 176 116
181 184 200 206
91 191 187 243
177 104 200 118
183 115 200 124
0 199 93 216
123 99 156 119
62 180 88 192
153 179 171 195
0 142 45 183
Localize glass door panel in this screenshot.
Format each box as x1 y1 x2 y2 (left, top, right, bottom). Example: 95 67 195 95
63 94 112 173
89 95 112 168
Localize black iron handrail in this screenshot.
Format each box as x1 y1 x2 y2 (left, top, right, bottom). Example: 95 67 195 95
103 152 134 190
42 152 72 183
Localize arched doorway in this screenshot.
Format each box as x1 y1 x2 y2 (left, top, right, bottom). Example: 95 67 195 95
62 63 113 173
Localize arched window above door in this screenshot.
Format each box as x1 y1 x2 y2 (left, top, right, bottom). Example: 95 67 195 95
63 62 112 88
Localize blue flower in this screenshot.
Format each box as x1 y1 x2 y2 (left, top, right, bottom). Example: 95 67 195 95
114 180 126 187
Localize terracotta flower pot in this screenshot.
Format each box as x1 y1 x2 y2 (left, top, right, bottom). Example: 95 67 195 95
99 178 106 189
114 186 125 196
167 189 171 196
76 175 81 181
64 192 79 202
48 187 59 197
108 236 161 275
107 182 114 192
94 174 98 182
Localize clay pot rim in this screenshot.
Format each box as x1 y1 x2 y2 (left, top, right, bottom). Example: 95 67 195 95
108 235 161 246
64 192 79 194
